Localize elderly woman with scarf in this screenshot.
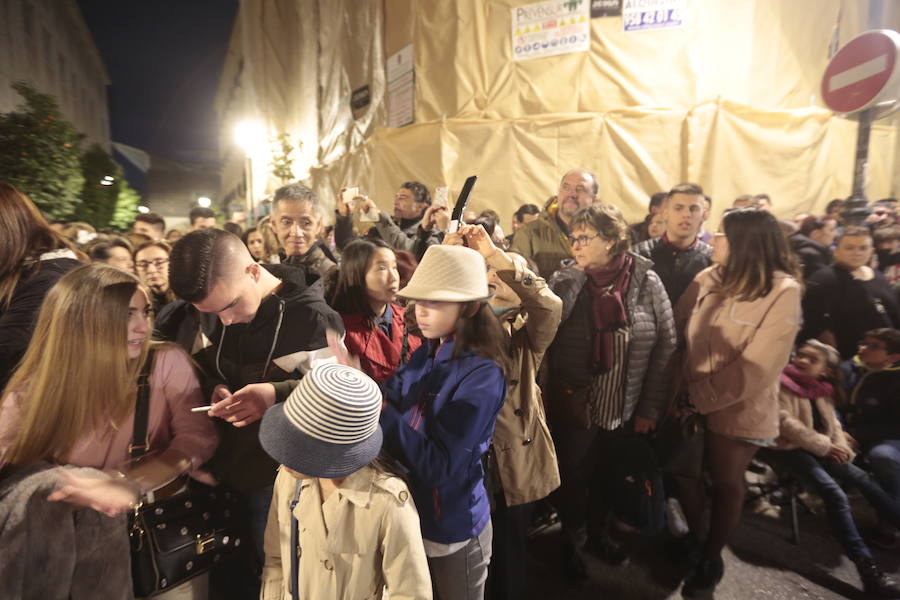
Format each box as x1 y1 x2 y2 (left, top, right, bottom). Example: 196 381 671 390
545 204 677 577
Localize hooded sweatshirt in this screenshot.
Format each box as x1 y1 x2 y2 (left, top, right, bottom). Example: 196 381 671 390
195 263 344 491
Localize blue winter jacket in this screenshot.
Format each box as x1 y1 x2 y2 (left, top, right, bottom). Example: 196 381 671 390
380 338 507 544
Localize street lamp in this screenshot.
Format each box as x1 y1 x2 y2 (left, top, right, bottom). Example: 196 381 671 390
197 196 212 208
234 120 266 225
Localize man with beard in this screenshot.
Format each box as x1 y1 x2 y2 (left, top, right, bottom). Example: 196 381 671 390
510 168 599 279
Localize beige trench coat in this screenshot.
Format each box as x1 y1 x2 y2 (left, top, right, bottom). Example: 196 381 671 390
261 466 432 600
679 267 802 440
775 389 855 459
491 252 562 506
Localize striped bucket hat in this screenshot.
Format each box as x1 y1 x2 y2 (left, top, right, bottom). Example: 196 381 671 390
259 363 384 478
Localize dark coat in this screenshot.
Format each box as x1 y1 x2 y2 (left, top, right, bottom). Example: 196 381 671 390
841 356 900 450
0 255 81 391
800 265 900 359
158 263 344 491
632 236 712 306
789 233 832 280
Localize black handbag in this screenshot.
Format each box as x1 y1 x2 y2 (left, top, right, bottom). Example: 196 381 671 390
128 350 243 597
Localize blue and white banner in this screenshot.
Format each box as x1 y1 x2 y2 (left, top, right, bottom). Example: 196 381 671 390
623 0 684 32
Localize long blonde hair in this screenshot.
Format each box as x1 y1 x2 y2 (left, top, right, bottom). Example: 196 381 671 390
1 264 152 468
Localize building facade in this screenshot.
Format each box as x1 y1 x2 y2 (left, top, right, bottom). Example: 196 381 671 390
0 0 111 149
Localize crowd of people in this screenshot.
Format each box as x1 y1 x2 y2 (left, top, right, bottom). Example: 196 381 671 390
1 172 900 600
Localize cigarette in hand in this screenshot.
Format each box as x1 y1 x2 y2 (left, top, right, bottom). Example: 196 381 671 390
191 405 214 413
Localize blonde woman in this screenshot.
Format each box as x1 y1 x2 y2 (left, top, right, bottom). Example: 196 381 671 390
0 263 217 598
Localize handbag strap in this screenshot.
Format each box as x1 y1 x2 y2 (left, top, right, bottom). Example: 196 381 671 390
290 480 303 600
129 349 157 460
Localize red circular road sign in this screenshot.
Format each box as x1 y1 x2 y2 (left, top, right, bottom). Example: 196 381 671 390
821 29 900 114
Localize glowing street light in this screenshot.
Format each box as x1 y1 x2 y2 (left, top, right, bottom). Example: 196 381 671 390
233 120 266 155
197 196 212 208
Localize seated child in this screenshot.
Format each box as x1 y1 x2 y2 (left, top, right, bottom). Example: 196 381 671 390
774 340 900 598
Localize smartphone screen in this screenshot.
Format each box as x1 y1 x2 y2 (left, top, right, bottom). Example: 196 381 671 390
341 186 359 205
434 186 449 209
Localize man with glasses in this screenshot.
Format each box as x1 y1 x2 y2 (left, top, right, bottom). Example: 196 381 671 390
841 328 900 548
134 241 174 310
510 168 599 279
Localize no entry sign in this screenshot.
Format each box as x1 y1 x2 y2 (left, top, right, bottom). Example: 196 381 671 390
821 29 900 114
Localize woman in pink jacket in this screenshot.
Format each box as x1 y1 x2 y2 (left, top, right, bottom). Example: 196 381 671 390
677 209 801 598
0 264 217 599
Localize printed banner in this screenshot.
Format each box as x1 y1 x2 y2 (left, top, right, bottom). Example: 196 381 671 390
623 0 684 32
512 0 590 62
591 0 622 18
387 44 414 128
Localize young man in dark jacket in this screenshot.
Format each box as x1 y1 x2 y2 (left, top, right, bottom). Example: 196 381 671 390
842 328 900 548
633 183 712 305
168 228 344 598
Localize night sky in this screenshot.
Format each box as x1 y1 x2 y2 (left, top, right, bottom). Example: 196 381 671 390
76 0 238 163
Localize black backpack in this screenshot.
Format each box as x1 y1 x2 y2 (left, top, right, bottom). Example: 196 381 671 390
608 434 667 533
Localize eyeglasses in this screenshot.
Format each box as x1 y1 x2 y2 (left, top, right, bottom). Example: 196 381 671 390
570 234 601 247
135 258 169 271
860 340 887 351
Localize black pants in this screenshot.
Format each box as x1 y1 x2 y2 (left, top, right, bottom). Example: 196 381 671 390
486 494 535 600
550 422 625 543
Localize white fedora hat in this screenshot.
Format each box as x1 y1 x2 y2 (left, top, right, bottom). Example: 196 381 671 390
397 245 491 302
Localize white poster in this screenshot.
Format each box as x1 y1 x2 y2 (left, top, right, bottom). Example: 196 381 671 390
511 0 591 62
387 44 414 128
623 0 684 32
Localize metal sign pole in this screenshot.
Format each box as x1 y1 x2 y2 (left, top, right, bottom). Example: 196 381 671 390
843 108 873 226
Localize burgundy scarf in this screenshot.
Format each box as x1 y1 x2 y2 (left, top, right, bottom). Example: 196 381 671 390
779 363 834 399
585 253 632 374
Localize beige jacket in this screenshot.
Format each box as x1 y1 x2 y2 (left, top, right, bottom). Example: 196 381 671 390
261 466 432 600
492 252 562 506
775 389 855 459
678 267 802 439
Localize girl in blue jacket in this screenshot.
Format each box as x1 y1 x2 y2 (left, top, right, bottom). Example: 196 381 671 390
379 244 509 600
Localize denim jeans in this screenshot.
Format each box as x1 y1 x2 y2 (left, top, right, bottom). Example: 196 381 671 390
779 449 900 560
866 439 900 504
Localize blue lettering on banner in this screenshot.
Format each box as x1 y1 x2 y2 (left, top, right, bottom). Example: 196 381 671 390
623 1 683 32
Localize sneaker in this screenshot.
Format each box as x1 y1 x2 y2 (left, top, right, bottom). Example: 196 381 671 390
682 556 724 599
855 556 900 598
584 534 629 566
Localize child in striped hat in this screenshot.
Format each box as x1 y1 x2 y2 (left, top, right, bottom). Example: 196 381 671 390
258 363 432 599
